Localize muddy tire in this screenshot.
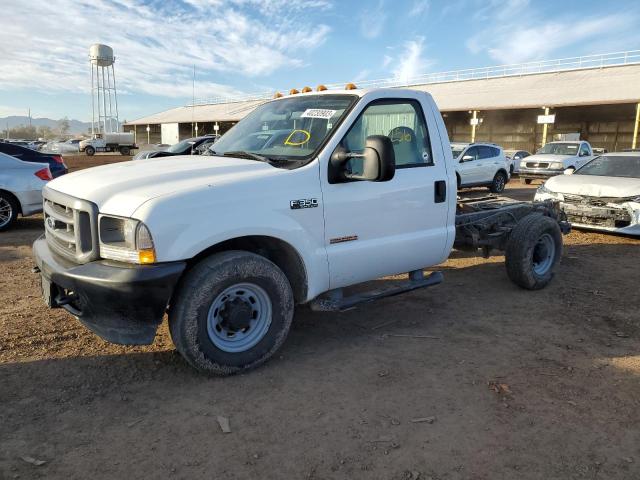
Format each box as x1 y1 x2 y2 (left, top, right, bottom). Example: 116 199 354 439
0 191 19 231
489 171 507 193
119 146 131 155
169 251 294 375
85 146 95 156
505 214 562 290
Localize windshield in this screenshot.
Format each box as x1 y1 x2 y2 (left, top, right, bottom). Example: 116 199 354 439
536 142 580 155
167 139 196 153
451 145 466 158
575 155 640 178
212 94 357 161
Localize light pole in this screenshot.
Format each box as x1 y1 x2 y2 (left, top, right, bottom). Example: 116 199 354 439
214 122 219 138
146 125 150 145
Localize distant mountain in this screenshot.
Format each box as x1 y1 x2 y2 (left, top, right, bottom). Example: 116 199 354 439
0 116 92 135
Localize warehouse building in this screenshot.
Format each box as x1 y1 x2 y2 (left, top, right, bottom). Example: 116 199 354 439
125 51 640 152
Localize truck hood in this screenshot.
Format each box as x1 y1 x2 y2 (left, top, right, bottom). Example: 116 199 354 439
545 174 640 198
47 155 279 217
524 153 576 163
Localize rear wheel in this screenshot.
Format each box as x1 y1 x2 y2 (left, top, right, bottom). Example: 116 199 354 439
489 171 507 193
85 146 95 156
169 251 294 375
119 146 131 155
505 214 562 290
0 192 18 231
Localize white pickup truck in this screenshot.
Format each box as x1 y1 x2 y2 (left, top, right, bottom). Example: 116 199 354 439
33 87 569 374
519 140 595 184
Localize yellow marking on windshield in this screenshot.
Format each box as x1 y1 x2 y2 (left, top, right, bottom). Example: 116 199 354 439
284 129 311 146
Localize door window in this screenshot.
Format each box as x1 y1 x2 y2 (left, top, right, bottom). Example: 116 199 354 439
462 146 479 161
341 99 433 170
478 146 496 159
579 143 590 156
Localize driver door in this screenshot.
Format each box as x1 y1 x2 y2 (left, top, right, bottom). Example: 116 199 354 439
321 98 450 289
457 146 481 185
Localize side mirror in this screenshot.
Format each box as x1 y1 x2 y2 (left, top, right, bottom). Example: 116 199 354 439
462 155 473 162
330 135 395 183
563 168 574 175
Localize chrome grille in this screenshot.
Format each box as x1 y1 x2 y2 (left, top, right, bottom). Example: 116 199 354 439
42 187 99 263
526 161 549 168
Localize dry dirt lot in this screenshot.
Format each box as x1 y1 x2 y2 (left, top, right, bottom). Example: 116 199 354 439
1 156 639 479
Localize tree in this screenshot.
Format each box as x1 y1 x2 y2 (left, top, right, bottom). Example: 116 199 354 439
57 117 71 136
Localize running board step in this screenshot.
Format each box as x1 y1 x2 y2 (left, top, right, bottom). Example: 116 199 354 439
309 270 444 312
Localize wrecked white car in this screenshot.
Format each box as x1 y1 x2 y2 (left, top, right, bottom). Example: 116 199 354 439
535 152 640 235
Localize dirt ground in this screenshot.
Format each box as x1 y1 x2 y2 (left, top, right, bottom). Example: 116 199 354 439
1 156 639 479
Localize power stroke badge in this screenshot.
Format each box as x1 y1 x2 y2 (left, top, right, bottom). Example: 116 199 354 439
290 198 318 210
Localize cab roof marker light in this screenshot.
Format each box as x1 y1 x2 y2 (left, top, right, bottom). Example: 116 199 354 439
301 86 312 93
345 83 357 90
273 92 283 98
289 88 299 95
316 85 328 91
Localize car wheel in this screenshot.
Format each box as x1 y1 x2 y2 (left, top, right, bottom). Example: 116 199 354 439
85 146 95 156
521 178 532 185
0 192 19 231
505 214 562 290
489 171 507 193
169 251 294 375
119 146 131 155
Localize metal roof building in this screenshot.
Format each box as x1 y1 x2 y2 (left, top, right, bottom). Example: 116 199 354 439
125 51 640 152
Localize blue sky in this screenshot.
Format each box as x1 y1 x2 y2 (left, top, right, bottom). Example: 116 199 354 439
1 0 639 122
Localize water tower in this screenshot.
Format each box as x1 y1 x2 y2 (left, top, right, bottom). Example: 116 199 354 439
89 44 119 135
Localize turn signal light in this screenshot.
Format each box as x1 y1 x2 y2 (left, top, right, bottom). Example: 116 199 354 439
34 168 52 181
345 83 357 90
301 86 312 93
138 249 156 264
273 92 283 98
316 84 328 91
289 88 299 95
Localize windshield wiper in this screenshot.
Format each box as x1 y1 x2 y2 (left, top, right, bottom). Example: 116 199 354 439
222 151 270 163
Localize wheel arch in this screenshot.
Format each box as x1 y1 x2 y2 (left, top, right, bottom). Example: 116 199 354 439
185 235 308 304
0 189 22 214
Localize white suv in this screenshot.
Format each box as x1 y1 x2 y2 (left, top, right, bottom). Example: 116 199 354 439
451 142 510 193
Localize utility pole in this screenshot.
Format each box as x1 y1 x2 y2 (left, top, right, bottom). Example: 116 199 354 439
633 102 640 150
541 107 550 146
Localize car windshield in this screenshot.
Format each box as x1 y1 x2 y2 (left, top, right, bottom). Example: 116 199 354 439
536 142 580 155
211 94 357 161
167 139 196 153
451 146 466 158
575 155 640 178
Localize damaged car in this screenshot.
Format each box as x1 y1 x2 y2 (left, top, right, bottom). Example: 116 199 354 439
535 152 640 235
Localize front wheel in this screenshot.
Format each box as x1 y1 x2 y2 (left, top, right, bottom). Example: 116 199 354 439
505 214 562 290
169 251 294 375
0 192 18 231
489 171 507 193
85 146 95 156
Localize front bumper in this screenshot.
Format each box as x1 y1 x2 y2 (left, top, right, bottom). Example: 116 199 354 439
33 236 186 345
518 168 564 180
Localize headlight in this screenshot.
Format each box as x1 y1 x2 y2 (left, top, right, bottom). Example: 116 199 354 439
549 162 565 169
536 183 561 199
98 215 156 264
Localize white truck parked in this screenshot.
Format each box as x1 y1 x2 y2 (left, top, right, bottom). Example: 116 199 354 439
79 132 137 156
519 140 595 184
33 87 570 375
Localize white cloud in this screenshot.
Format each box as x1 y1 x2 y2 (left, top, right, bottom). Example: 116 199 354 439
359 0 387 39
390 37 433 83
409 0 430 17
0 0 333 99
466 1 640 64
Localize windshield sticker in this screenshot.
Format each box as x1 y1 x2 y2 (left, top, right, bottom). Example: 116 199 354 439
301 109 336 120
284 129 311 146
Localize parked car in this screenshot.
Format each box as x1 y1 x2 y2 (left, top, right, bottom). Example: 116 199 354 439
133 135 217 160
451 142 510 193
0 152 51 231
34 87 569 375
519 141 594 184
592 147 608 155
535 152 640 235
504 149 531 174
0 141 68 178
46 139 82 154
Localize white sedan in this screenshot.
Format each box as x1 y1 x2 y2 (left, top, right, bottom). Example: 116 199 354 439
535 152 640 235
0 152 51 231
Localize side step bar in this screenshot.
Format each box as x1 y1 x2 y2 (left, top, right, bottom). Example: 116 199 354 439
309 270 444 312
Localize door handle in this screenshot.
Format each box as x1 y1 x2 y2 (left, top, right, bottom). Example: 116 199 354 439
434 180 446 203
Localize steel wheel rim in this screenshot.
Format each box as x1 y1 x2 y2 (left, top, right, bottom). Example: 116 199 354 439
207 283 272 353
496 174 505 191
0 197 12 228
532 233 555 275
